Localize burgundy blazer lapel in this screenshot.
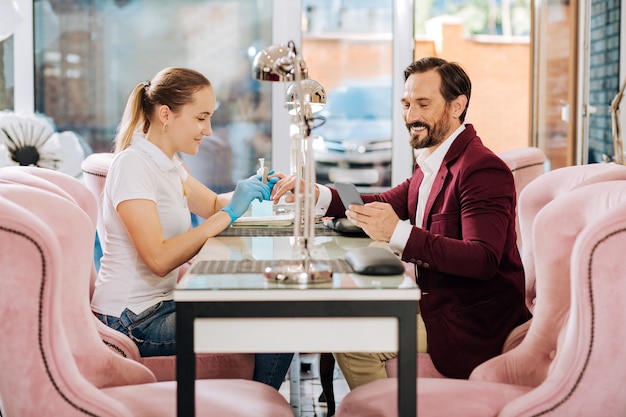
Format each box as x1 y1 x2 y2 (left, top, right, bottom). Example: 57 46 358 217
421 124 476 227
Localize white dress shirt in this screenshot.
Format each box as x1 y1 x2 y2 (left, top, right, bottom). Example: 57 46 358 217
388 124 466 255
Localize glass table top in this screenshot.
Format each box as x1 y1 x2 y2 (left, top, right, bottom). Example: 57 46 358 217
177 235 419 292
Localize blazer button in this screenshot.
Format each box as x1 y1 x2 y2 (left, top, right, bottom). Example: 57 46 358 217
423 262 430 268
409 258 416 263
416 260 423 266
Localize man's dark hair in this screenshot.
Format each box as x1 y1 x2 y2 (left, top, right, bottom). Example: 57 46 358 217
404 57 471 122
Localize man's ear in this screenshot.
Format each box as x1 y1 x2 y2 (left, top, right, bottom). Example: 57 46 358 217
453 95 468 119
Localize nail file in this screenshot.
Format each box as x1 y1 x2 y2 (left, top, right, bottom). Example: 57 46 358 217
257 158 269 184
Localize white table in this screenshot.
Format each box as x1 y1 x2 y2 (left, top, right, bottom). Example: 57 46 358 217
175 234 420 416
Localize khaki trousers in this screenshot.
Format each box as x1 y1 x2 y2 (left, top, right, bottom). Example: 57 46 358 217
333 313 427 389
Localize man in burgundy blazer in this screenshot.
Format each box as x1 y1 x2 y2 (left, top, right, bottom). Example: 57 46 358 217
271 57 531 385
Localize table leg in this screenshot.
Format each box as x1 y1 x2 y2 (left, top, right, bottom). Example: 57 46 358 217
398 311 417 416
177 303 196 417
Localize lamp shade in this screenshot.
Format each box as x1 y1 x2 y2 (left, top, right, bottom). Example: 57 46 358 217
0 0 23 41
251 42 308 82
285 78 327 114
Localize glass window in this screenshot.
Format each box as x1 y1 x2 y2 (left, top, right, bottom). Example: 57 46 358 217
0 36 14 110
413 0 532 159
532 0 575 168
34 0 272 192
302 0 394 189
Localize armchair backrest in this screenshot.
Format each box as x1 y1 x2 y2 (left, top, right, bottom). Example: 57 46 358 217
0 194 134 417
0 184 155 390
496 146 546 251
518 163 626 311
500 198 626 416
81 152 114 253
20 165 99 226
471 179 626 389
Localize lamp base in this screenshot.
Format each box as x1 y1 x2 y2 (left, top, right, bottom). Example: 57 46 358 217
263 261 332 284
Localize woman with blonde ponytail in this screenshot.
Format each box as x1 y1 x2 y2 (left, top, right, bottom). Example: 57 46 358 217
92 67 292 390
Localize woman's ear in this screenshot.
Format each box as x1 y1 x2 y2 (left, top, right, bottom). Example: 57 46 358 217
157 104 171 124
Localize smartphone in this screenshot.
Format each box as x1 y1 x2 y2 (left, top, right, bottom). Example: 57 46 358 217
334 182 364 209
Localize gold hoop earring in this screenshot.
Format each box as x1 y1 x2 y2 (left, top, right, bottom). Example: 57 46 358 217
162 124 169 133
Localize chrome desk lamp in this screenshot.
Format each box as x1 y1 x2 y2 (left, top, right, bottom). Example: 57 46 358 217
252 41 330 283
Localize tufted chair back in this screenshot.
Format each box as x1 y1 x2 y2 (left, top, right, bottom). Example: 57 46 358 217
496 146 546 252
497 185 626 415
0 190 144 416
0 184 156 389
0 167 144 361
518 163 626 312
0 188 293 416
470 179 626 389
81 152 114 254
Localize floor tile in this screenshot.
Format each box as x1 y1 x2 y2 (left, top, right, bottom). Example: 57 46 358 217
279 353 350 417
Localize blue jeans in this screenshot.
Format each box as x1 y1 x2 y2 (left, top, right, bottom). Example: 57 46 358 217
96 300 293 389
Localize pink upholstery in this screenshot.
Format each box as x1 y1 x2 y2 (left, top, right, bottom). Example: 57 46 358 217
471 180 626 388
336 179 626 417
498 202 626 417
0 184 157 388
0 167 144 363
336 378 531 417
518 163 626 311
4 165 254 382
0 193 292 417
496 146 546 251
384 353 443 379
80 152 114 255
0 166 101 295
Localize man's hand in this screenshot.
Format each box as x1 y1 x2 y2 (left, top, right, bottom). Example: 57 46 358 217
346 201 399 242
269 173 319 204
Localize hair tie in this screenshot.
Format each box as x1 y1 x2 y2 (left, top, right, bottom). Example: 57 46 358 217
142 80 151 92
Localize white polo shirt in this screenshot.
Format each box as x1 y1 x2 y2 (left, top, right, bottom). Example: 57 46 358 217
91 133 191 317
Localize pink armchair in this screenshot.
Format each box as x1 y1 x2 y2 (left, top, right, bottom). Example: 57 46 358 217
0 190 292 416
335 178 626 416
496 146 546 251
517 162 626 311
80 152 114 254
1 165 255 382
0 180 157 391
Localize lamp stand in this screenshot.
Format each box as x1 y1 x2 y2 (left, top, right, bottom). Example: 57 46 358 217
256 43 332 284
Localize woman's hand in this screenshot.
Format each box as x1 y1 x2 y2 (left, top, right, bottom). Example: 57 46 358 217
221 176 273 222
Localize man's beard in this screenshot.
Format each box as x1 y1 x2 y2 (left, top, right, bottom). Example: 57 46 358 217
407 106 452 149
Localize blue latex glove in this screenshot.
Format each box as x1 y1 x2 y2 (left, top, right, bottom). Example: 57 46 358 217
267 176 279 193
221 176 272 223
252 169 279 194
